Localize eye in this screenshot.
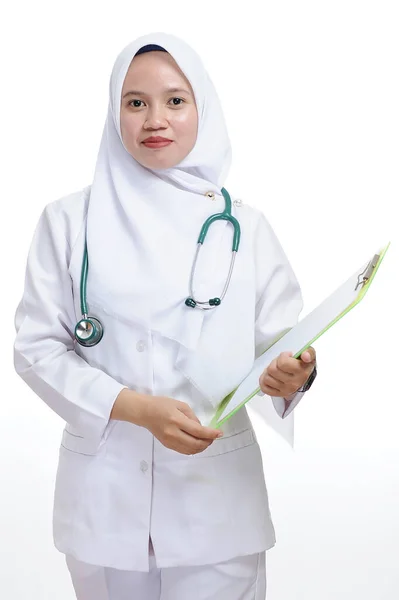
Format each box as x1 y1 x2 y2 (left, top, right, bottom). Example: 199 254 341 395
168 97 185 106
129 99 144 108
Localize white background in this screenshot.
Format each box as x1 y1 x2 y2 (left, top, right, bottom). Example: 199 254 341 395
1 1 398 598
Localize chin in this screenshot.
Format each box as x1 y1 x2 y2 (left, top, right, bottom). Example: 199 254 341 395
141 155 181 170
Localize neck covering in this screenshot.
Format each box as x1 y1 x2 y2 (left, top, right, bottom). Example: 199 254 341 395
86 31 233 351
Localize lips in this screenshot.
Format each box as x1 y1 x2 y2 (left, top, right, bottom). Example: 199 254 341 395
142 136 172 143
142 136 173 149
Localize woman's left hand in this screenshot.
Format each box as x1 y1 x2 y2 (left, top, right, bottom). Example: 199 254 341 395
258 347 317 397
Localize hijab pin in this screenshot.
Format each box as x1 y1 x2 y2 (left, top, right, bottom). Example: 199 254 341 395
205 191 216 201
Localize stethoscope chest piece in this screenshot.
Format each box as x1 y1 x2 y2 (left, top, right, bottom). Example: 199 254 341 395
75 316 104 347
74 240 104 347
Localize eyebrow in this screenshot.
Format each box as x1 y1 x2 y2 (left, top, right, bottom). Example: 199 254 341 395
122 87 191 99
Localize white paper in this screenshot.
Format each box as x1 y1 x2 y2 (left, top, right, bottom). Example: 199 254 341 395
217 248 384 424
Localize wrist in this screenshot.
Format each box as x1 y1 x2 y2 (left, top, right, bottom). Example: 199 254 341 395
297 364 317 392
110 388 150 426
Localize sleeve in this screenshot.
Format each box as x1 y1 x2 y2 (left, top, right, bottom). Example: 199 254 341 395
13 204 128 443
253 211 314 419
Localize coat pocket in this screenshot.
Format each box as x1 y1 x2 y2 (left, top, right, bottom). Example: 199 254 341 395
61 421 117 456
200 427 257 458
61 428 100 455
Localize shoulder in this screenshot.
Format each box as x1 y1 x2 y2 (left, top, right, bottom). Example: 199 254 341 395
47 184 90 223
232 195 270 238
44 184 91 249
234 196 288 261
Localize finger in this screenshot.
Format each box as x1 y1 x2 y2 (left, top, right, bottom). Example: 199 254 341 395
300 346 316 364
266 357 292 383
187 437 213 454
275 352 298 376
177 403 202 424
176 405 223 439
260 383 284 397
177 415 223 440
262 365 287 386
260 374 282 394
177 432 214 454
167 431 212 455
277 352 313 375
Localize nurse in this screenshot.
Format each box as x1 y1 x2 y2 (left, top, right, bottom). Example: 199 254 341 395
13 32 317 599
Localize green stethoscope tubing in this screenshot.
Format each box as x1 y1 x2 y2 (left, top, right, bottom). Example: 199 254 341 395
74 187 241 346
197 187 240 250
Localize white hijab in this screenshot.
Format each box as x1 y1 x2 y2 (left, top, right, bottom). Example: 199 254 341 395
86 31 234 352
85 32 294 444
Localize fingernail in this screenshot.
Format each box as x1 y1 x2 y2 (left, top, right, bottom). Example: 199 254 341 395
217 432 224 437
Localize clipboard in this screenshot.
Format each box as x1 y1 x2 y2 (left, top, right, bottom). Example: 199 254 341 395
208 242 390 429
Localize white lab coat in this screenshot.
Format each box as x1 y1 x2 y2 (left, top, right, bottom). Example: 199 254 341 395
13 186 310 572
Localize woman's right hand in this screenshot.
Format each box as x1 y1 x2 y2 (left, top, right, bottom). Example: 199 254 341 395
141 395 224 455
111 388 223 455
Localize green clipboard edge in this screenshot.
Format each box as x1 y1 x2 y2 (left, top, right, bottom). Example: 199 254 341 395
210 242 390 429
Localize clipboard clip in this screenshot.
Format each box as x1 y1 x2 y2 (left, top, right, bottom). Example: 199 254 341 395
354 254 380 290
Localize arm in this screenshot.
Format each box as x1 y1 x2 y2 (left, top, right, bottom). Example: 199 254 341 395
13 203 128 443
253 212 316 419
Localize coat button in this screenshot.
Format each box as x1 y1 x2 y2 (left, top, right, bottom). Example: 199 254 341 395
136 340 146 352
140 460 149 472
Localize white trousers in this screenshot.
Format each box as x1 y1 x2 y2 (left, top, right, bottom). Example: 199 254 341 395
65 549 267 600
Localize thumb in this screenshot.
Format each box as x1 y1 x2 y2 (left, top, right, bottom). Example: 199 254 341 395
300 346 316 363
178 403 201 424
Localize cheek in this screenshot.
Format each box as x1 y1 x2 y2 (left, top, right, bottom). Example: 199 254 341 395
173 109 198 143
120 114 141 146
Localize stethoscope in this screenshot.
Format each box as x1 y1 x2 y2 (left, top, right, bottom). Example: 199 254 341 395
74 187 241 347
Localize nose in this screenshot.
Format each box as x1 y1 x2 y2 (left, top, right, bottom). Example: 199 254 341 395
144 104 169 130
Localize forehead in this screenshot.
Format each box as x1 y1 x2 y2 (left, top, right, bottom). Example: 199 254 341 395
124 51 189 86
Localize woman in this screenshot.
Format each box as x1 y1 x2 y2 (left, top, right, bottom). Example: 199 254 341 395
13 32 317 599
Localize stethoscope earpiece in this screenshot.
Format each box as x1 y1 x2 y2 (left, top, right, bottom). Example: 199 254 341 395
209 297 221 306
185 297 221 308
74 317 104 347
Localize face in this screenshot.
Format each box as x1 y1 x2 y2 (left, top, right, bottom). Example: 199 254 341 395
120 51 198 170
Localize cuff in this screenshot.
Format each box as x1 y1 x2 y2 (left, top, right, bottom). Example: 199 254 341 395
272 390 306 419
75 378 129 442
